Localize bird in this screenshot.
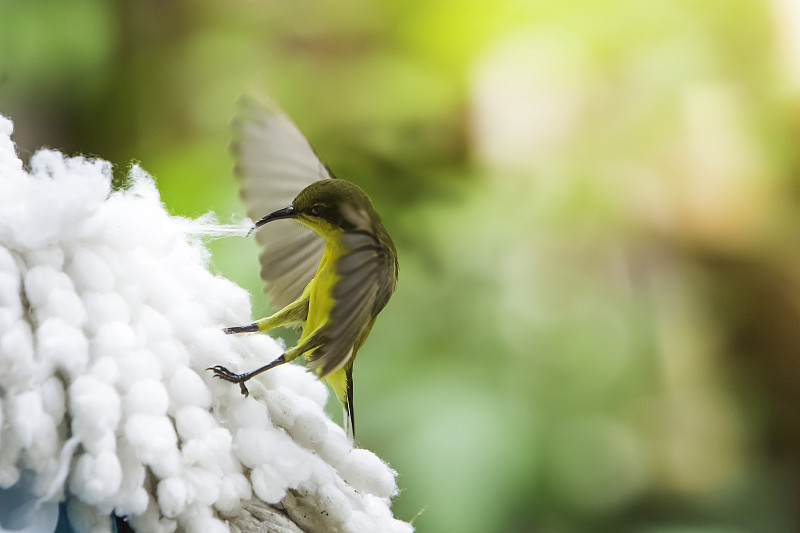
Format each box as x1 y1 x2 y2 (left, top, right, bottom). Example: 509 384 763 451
208 97 398 440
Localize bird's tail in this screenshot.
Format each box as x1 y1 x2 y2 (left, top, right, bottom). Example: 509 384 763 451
344 369 355 441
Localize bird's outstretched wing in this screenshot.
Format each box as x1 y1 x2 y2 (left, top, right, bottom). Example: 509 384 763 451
307 231 396 376
233 96 329 309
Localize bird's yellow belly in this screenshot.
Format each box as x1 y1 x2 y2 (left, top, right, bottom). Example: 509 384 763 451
300 252 337 345
299 247 349 403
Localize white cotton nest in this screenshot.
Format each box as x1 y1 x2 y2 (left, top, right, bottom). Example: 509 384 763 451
0 115 411 533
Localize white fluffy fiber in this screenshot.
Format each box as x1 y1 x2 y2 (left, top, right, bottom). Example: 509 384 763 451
0 115 411 533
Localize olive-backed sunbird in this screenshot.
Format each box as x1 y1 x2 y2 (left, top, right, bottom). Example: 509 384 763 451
208 97 398 439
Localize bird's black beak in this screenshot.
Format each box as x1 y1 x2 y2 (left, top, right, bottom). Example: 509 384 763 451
248 206 295 236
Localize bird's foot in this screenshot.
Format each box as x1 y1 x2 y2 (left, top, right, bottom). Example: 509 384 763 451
206 354 287 398
207 365 251 397
223 323 259 334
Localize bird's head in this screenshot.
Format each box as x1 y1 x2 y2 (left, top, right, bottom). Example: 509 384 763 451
251 180 380 240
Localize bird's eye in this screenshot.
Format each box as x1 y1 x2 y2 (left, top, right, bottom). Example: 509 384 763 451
310 205 323 217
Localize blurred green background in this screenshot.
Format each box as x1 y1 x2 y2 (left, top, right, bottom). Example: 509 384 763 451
4 1 800 531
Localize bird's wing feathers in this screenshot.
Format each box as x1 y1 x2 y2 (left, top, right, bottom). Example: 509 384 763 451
233 96 329 309
307 231 394 376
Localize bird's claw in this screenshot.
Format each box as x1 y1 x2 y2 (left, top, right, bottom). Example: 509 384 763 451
206 365 251 397
207 364 238 381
